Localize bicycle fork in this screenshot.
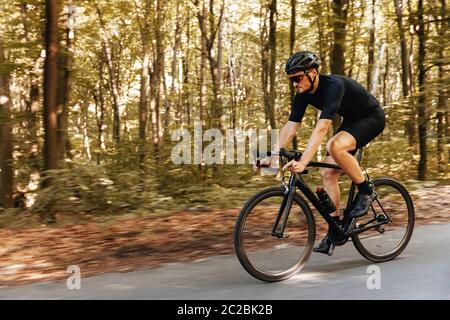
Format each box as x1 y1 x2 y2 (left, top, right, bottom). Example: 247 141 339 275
271 173 299 239
271 184 294 239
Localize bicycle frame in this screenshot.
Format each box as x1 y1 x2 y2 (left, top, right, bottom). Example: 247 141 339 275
273 148 390 245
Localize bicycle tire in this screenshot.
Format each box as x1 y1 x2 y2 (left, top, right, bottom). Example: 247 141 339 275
352 178 415 262
234 187 316 282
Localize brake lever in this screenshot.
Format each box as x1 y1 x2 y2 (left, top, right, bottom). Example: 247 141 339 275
255 159 270 168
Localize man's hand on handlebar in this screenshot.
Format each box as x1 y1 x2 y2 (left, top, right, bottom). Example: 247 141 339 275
253 154 279 172
282 159 307 173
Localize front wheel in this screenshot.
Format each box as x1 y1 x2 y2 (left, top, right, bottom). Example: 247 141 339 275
234 187 316 282
352 178 415 262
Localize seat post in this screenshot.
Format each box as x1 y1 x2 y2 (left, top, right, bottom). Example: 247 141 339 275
356 148 364 164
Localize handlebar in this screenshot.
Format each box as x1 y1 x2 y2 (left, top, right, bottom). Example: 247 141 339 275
255 148 308 173
254 148 342 173
279 148 302 161
255 148 302 161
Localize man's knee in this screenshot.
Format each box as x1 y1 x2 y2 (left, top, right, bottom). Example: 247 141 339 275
326 138 343 156
327 132 357 156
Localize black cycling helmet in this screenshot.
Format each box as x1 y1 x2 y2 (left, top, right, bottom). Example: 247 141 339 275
285 51 320 74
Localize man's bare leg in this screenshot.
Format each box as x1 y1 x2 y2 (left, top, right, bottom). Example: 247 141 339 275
320 156 342 218
327 131 376 218
326 131 364 183
314 155 343 254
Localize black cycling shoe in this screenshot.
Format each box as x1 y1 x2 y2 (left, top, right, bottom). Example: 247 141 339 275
313 234 334 255
350 191 378 218
313 233 335 256
313 217 340 256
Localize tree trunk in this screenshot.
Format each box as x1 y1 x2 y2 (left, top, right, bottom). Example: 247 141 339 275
21 3 40 164
82 99 92 160
96 5 121 145
407 0 415 94
260 4 271 128
346 0 365 78
367 0 375 90
171 0 182 125
154 0 164 144
43 0 59 173
213 0 225 130
198 0 207 124
92 64 106 165
434 0 447 170
416 0 427 180
227 34 238 129
149 66 159 146
196 0 226 130
330 0 348 75
0 35 14 208
183 13 191 126
56 4 74 161
139 49 149 161
395 0 416 147
267 0 277 130
394 0 410 98
205 0 225 130
382 48 389 106
330 0 349 132
137 0 151 165
290 0 298 149
315 0 330 75
371 43 385 96
260 1 276 130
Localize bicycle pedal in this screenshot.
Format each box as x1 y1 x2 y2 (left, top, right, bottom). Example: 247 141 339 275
375 225 385 234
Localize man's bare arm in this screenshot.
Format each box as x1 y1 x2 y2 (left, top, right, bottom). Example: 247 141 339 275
278 121 300 150
257 121 299 169
298 119 332 166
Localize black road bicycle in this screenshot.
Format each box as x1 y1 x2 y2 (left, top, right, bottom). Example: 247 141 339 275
234 148 415 282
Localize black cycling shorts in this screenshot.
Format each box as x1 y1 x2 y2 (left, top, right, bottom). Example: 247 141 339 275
328 107 385 155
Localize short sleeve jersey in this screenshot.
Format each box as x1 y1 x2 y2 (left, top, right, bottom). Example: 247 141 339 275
289 74 380 123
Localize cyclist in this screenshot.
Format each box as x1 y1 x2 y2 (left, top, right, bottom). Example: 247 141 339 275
265 51 385 254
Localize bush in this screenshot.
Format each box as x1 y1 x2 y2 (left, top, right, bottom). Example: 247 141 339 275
32 163 165 216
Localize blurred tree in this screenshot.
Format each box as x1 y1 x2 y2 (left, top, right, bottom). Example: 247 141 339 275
56 1 74 161
416 0 427 180
330 0 348 132
43 0 59 173
290 0 298 149
367 0 375 91
431 0 448 170
0 34 14 208
260 0 277 129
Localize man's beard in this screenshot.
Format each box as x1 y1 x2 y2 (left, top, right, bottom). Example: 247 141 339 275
296 87 307 94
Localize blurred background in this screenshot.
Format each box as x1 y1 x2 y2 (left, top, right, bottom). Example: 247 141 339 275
0 0 448 286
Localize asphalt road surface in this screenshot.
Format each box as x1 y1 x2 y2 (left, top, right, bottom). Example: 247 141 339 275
1 223 449 300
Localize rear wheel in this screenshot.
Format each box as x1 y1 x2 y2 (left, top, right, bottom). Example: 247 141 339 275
234 187 316 282
352 178 415 262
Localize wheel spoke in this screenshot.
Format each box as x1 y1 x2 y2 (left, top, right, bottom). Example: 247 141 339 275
234 188 315 282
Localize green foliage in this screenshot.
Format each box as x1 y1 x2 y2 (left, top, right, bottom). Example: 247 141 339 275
32 162 165 215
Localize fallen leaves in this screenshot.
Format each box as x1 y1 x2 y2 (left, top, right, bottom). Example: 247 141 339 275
0 185 448 287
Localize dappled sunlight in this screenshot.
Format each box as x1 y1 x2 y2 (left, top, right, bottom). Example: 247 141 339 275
0 0 448 292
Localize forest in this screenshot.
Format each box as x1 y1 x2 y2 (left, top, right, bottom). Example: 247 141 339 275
0 0 448 222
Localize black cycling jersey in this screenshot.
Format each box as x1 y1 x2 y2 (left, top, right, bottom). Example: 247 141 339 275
289 74 381 123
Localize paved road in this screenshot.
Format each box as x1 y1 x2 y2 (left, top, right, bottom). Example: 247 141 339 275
1 223 449 300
